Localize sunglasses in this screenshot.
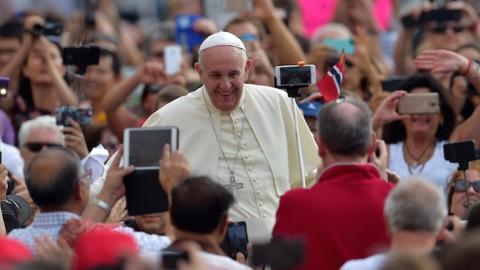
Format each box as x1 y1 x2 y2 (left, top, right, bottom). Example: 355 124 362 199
429 25 466 34
452 179 480 193
24 142 62 153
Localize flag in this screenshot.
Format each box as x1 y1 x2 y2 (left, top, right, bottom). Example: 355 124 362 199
317 53 346 102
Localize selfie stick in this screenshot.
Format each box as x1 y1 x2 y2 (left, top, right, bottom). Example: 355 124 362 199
286 85 308 188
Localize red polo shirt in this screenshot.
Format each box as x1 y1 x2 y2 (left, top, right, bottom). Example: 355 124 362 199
273 163 393 270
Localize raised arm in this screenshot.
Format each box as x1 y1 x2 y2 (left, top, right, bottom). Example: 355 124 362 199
414 49 480 92
82 150 134 222
103 62 166 140
251 0 305 64
0 15 41 78
159 144 191 206
36 37 77 105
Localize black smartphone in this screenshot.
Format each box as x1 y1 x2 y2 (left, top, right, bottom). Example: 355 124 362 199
423 9 462 23
381 77 406 92
162 249 189 270
221 221 249 259
251 238 305 269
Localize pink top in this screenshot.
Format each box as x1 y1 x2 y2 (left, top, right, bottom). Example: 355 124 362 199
298 0 393 37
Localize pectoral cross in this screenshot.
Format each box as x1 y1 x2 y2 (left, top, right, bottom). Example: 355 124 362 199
224 175 244 203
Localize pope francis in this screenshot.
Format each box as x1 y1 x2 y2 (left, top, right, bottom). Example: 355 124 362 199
143 31 320 240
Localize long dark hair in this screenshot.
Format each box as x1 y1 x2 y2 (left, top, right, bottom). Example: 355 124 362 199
382 73 456 144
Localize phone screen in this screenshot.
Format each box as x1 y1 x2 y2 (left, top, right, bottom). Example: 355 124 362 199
279 66 313 86
164 45 182 75
224 222 248 258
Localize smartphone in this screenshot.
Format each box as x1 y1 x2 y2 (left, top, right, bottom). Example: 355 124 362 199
423 9 462 23
251 238 305 268
322 38 355 55
0 77 9 97
397 93 440 115
381 77 406 92
164 45 182 76
162 249 189 270
275 65 316 87
221 221 249 259
225 0 252 13
443 140 477 164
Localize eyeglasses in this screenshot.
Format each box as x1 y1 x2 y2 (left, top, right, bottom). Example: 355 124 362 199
429 25 466 34
23 142 62 153
452 179 480 193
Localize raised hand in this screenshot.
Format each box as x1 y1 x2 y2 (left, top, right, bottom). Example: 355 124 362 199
100 148 134 206
63 118 89 159
159 144 190 195
414 50 469 74
372 90 409 130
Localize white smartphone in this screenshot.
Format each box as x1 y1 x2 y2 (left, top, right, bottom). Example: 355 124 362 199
274 65 316 87
123 127 179 170
164 45 183 75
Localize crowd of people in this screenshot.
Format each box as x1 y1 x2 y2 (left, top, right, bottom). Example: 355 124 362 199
0 0 480 269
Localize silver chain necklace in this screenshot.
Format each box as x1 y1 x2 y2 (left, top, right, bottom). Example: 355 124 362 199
202 90 246 202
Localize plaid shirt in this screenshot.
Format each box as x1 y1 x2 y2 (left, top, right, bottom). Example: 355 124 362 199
8 211 171 255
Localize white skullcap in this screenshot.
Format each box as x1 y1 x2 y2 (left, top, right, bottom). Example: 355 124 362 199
198 31 246 53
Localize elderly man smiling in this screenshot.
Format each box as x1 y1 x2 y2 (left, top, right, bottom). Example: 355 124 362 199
144 31 320 240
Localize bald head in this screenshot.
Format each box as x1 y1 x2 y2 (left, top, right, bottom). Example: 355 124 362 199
26 147 81 209
317 98 373 157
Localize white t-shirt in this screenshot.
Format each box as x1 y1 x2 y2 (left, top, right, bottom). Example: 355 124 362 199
341 254 387 270
388 141 457 192
200 252 253 270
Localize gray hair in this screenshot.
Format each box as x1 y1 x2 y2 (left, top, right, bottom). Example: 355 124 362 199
317 97 373 156
18 116 64 147
197 46 247 68
385 178 447 233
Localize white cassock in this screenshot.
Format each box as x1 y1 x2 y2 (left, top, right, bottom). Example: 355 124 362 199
143 84 321 241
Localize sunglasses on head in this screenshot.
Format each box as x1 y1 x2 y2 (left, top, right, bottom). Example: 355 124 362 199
429 25 466 34
452 179 480 193
24 142 62 153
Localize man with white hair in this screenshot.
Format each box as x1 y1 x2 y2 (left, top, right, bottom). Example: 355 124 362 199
18 115 108 184
144 31 320 240
18 115 64 167
341 178 447 270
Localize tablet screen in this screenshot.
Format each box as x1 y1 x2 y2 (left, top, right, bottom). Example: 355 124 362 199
124 127 178 169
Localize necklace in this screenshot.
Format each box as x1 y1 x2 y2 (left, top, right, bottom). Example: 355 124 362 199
403 141 435 174
202 90 246 202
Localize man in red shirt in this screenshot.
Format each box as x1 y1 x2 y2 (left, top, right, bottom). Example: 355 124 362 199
273 98 393 270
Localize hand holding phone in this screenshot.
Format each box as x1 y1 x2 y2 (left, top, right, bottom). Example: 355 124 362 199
220 221 249 259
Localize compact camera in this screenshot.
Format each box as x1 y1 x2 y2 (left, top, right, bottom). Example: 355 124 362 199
275 65 316 87
55 106 93 126
0 77 9 97
30 22 63 38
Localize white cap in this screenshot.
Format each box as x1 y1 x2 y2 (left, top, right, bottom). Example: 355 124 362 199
198 31 246 53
